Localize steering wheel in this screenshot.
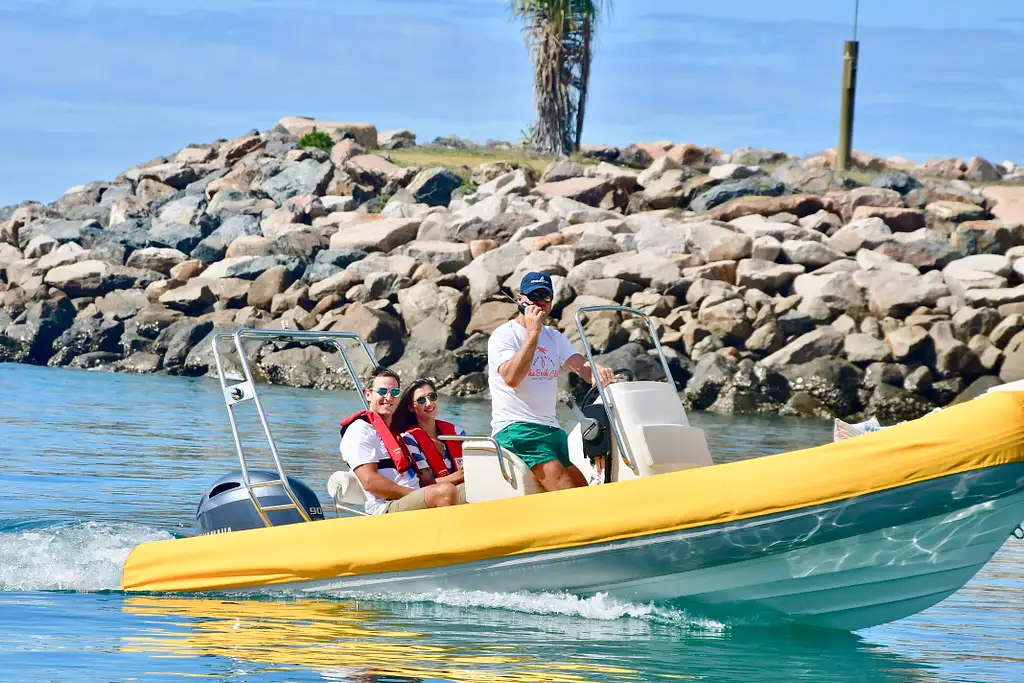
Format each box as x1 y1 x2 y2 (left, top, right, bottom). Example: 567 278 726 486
580 367 635 407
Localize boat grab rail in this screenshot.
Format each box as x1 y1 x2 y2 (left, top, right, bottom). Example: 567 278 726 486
439 434 515 487
573 305 676 478
211 328 381 525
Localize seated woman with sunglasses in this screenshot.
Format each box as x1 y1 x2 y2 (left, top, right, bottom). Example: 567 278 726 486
392 379 468 500
339 367 460 515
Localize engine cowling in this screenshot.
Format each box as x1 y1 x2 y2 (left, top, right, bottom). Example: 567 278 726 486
195 470 324 536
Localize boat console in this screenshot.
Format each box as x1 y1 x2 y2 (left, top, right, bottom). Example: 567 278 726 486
198 305 714 532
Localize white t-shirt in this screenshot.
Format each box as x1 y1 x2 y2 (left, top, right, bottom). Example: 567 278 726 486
339 419 420 516
487 320 580 435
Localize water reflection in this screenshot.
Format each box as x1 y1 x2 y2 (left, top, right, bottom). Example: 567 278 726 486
120 595 943 683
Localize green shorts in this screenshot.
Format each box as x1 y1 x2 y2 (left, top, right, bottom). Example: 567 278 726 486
494 422 571 469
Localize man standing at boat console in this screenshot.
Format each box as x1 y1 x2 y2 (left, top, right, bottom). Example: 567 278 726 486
339 367 460 514
488 272 615 492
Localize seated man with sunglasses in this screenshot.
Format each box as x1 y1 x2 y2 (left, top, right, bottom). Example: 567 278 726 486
339 366 460 515
488 272 616 492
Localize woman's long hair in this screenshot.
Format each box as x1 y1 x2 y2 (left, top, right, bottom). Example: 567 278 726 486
391 378 437 435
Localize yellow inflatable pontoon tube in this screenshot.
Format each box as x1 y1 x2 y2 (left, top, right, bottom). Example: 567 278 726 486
121 391 1024 593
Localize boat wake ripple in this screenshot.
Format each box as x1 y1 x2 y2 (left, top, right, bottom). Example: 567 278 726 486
0 519 172 591
317 587 728 632
0 519 724 632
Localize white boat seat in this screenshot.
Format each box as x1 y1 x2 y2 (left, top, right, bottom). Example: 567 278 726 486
459 439 545 502
327 470 367 506
605 381 713 476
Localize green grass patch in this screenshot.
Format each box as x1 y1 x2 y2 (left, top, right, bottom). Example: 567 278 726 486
386 146 605 177
298 129 334 153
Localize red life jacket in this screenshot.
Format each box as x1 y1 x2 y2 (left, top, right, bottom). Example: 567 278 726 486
405 421 462 477
339 410 415 474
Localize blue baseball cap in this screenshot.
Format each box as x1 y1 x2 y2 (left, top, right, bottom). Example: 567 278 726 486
520 271 553 296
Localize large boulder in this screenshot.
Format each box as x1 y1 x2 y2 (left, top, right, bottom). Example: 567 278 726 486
302 248 367 285
200 254 302 281
697 297 751 343
683 353 737 409
190 214 261 264
378 129 416 150
465 301 517 336
43 260 111 296
828 217 893 254
2 297 76 363
147 219 211 254
760 328 845 370
404 240 473 273
735 259 804 292
334 303 404 343
707 194 824 222
136 163 198 190
329 217 420 252
927 322 983 379
856 271 949 318
690 178 785 213
533 177 614 206
982 186 1024 224
156 195 206 225
247 265 296 311
791 272 864 316
407 167 463 207
779 240 845 268
344 155 414 192
397 281 469 332
274 116 378 149
925 200 988 234
256 346 351 390
159 280 216 314
124 247 188 275
951 220 1023 256
874 229 963 270
255 159 333 205
48 316 125 366
851 206 926 233
780 357 863 417
824 187 903 223
870 171 923 195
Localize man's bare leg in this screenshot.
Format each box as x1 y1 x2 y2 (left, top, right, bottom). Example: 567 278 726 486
567 464 589 488
423 482 459 508
531 459 579 492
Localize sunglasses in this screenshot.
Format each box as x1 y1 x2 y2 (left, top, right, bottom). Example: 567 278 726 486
373 387 401 398
526 292 553 303
415 392 439 405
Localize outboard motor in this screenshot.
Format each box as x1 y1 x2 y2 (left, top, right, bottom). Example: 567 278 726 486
195 470 324 536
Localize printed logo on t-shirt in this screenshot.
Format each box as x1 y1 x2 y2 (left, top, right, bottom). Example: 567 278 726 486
528 346 558 379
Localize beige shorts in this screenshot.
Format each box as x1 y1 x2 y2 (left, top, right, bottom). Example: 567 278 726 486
383 483 466 513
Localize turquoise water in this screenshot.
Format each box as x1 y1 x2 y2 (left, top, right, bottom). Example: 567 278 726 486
0 362 1020 683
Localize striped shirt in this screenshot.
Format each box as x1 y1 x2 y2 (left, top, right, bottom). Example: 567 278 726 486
401 424 467 477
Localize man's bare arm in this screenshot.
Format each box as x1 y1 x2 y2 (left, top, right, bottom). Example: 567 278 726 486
499 305 546 387
564 353 615 386
353 463 416 500
498 332 540 388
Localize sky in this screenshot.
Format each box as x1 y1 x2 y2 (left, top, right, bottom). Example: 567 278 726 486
1 0 1023 206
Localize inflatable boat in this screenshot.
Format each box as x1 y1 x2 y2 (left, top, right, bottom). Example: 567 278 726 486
120 307 1024 631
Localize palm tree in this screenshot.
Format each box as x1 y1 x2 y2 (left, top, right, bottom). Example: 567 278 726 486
511 1 609 156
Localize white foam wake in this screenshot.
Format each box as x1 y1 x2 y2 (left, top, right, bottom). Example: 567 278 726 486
0 521 173 591
325 587 726 632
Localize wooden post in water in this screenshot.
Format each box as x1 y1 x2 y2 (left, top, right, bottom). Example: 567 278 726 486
836 40 859 172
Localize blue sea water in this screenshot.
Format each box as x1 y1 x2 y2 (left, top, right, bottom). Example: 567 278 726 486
0 362 1020 683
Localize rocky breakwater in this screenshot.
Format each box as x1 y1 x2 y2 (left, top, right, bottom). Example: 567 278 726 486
2 116 1024 423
